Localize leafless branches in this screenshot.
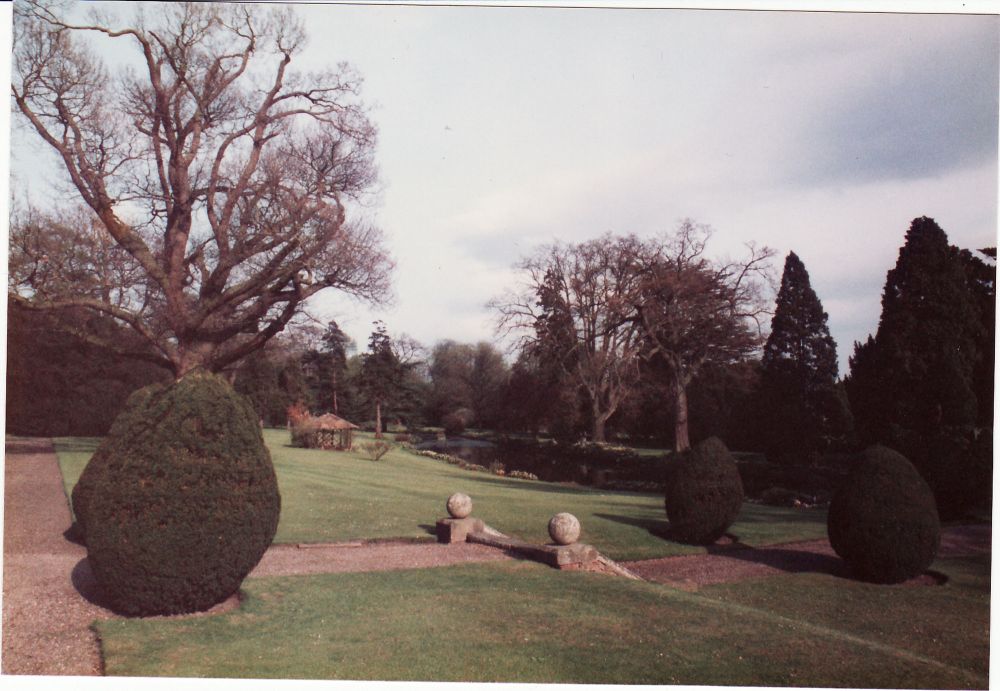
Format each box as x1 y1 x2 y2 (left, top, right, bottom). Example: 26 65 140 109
492 221 774 448
491 234 647 442
11 1 392 376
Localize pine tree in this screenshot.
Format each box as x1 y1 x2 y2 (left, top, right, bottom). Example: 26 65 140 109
758 252 848 460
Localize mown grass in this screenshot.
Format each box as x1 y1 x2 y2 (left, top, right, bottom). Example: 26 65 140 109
93 556 989 687
700 555 991 682
53 431 826 561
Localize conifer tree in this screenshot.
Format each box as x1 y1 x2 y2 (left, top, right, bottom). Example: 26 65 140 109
758 252 850 459
865 217 979 437
763 252 838 386
845 216 988 515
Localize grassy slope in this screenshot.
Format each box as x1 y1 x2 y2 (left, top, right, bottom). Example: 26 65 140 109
53 431 826 561
94 556 989 687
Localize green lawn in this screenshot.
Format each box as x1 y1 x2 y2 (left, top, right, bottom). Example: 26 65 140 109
53 430 827 561
51 433 989 686
93 555 989 687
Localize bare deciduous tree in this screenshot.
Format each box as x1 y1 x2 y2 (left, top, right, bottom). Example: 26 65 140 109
11 1 393 378
493 234 646 443
630 221 774 452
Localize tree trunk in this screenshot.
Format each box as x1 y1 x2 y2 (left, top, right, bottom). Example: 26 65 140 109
175 341 216 380
331 369 340 415
672 378 691 453
592 416 606 444
375 400 383 439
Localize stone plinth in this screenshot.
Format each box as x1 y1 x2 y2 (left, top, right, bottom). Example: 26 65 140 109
436 517 485 544
466 530 598 569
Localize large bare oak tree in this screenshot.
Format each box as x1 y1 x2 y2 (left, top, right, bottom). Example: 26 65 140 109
492 234 646 443
11 1 393 378
494 223 773 450
630 221 774 451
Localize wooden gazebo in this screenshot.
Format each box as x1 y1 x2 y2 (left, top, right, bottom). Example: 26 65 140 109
308 413 359 451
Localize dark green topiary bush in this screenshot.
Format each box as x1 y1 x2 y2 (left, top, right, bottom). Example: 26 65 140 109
827 445 940 584
72 372 281 616
664 437 744 544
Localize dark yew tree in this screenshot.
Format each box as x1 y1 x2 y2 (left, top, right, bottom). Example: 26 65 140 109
845 217 991 516
11 2 392 378
959 247 996 430
847 217 981 437
757 251 852 459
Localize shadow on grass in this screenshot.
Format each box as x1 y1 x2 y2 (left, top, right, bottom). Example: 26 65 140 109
595 511 744 546
703 543 848 578
593 511 670 537
417 524 438 536
596 509 850 577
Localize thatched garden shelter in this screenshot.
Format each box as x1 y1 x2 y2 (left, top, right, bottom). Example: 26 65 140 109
291 413 359 450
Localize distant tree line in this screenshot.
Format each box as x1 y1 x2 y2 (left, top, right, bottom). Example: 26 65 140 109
8 215 992 515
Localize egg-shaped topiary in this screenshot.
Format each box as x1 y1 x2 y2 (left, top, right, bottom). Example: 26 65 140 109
827 445 940 584
71 372 281 616
664 436 744 544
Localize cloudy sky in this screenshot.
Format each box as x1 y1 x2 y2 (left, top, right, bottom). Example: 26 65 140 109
9 2 999 375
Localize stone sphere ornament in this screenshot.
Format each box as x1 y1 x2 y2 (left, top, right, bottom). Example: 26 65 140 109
548 512 581 545
446 492 473 518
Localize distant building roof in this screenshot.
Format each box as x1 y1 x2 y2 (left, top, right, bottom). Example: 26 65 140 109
309 413 359 430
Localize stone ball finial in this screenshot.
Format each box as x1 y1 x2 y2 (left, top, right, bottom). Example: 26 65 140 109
446 492 473 519
548 512 581 545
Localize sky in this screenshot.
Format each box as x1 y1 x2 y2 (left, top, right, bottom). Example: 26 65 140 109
7 1 999 376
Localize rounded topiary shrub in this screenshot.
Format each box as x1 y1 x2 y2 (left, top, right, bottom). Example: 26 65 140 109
71 372 281 616
664 436 744 544
827 445 940 584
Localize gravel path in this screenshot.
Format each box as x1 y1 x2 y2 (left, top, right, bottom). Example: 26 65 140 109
3 436 991 676
1 437 511 676
2 438 105 675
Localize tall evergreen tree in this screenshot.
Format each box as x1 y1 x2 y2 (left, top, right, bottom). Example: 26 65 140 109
357 322 426 436
845 216 988 515
762 252 838 386
320 321 354 415
866 217 980 436
758 252 851 460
